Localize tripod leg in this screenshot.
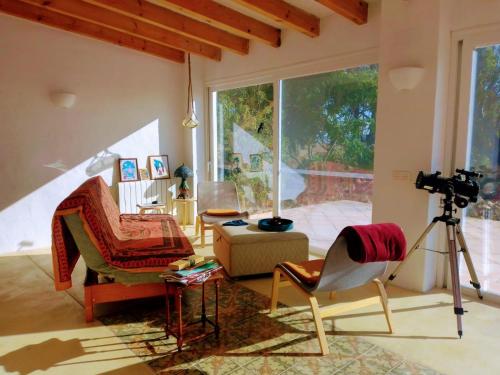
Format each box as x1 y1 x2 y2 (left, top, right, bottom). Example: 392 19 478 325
456 224 483 299
446 222 464 338
387 221 438 283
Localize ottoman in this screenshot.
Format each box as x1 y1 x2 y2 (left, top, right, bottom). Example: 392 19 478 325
213 221 309 277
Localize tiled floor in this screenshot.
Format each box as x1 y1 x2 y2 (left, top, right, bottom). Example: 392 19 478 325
1 227 500 374
255 200 500 295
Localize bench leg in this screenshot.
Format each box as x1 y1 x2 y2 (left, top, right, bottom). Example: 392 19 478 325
84 286 94 322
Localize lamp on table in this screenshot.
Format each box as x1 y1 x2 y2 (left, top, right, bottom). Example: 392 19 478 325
174 164 194 199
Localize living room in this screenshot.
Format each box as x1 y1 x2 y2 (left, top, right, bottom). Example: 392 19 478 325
0 0 499 374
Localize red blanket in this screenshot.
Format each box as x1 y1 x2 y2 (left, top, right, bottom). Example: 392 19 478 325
339 223 406 263
52 176 193 290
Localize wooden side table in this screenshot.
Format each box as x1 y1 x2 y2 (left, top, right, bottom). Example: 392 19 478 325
173 198 196 230
164 273 222 352
137 203 167 214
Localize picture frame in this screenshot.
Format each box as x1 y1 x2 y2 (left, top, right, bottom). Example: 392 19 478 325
139 168 150 180
249 153 263 172
148 155 171 179
119 158 139 182
231 153 243 171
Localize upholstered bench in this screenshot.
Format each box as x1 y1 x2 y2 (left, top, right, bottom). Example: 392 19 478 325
213 221 309 277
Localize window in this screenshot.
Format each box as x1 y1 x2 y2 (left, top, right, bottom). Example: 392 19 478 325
280 65 378 254
211 64 379 254
215 83 274 215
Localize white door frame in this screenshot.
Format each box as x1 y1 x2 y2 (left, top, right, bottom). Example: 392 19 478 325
440 24 500 302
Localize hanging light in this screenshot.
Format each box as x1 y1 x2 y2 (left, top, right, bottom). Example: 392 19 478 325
182 53 199 129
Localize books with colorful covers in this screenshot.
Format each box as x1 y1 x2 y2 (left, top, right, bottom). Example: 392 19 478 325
161 259 223 285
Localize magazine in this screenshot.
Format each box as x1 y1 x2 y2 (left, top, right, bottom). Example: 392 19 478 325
161 260 223 285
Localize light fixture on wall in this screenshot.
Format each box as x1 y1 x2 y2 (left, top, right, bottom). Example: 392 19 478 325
182 53 199 129
388 67 425 91
50 91 77 108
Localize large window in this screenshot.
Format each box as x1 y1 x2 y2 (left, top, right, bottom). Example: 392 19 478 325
212 64 379 254
456 42 500 295
215 84 274 215
280 65 378 254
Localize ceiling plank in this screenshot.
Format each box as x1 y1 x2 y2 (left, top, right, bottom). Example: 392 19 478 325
316 0 368 25
234 0 319 37
20 0 220 61
86 0 249 55
154 0 281 47
0 0 184 63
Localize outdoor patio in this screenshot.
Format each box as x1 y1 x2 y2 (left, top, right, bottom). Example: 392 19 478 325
252 200 500 296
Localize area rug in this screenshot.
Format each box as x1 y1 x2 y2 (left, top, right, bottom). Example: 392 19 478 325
99 280 441 374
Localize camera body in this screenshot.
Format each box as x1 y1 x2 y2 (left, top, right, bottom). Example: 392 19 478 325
415 169 481 208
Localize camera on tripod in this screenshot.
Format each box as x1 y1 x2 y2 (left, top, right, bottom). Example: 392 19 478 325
415 168 482 208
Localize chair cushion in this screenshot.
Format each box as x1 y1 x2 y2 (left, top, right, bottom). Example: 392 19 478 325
206 209 240 216
282 259 324 286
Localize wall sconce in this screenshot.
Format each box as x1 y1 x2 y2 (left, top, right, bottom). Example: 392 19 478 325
388 67 425 91
50 91 77 108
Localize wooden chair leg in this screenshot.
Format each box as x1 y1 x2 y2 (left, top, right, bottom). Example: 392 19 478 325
270 268 281 312
309 296 329 355
200 221 206 248
84 286 94 322
195 216 200 236
373 278 393 333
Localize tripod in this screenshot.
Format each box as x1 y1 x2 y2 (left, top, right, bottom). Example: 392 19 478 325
387 192 483 337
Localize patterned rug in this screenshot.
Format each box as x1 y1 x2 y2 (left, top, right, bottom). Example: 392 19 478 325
100 280 441 374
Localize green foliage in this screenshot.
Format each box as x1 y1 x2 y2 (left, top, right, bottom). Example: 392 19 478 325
469 45 500 172
281 65 378 170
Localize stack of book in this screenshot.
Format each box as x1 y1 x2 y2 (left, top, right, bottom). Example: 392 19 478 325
161 259 223 285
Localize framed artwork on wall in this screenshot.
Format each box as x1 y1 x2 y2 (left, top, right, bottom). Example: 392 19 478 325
119 158 139 182
250 153 263 172
149 155 171 179
139 168 150 180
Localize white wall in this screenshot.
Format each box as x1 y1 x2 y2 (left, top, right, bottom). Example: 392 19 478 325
0 14 187 254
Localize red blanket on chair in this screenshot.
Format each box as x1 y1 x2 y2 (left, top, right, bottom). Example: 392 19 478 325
339 223 406 263
52 176 193 290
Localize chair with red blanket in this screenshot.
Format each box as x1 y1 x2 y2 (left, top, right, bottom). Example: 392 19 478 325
269 223 406 355
52 176 194 322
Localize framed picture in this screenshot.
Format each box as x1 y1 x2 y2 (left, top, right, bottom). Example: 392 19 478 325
139 168 150 180
249 153 263 172
148 155 170 179
231 153 243 171
119 158 139 182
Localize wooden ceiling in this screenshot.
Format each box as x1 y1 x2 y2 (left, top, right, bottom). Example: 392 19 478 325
0 0 369 63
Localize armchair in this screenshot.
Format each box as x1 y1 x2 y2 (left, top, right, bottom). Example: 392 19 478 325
270 225 404 355
195 181 249 247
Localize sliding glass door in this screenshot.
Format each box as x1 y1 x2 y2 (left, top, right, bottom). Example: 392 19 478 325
214 84 274 215
454 32 499 296
211 64 379 254
280 65 378 254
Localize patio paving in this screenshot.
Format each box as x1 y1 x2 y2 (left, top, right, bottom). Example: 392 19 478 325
252 200 500 296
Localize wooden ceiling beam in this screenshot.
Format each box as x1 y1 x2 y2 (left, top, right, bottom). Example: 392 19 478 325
235 0 319 37
86 0 249 55
19 0 220 61
0 0 184 63
154 0 281 47
316 0 368 25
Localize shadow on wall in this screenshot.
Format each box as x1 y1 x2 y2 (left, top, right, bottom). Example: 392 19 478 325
0 118 182 253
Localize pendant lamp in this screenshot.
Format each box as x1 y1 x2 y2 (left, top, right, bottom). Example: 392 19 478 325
182 53 199 129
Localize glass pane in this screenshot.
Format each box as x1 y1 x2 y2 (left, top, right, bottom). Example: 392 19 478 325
280 65 378 255
461 44 500 294
216 83 273 215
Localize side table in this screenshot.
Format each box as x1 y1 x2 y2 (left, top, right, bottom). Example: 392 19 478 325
173 198 196 230
137 203 167 214
164 273 222 352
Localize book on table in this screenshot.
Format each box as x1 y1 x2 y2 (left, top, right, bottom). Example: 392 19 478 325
161 259 223 285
